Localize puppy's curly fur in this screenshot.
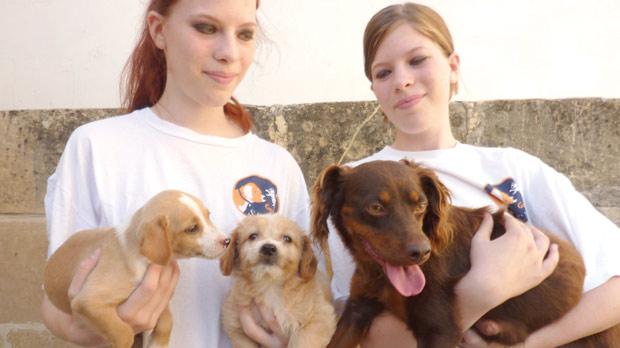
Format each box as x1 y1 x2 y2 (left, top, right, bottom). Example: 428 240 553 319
221 215 336 348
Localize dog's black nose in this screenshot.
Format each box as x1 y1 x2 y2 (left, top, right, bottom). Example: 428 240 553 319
260 243 277 256
223 238 231 247
408 244 431 263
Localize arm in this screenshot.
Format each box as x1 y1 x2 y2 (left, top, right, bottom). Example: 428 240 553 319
461 153 620 347
459 277 620 348
512 153 620 346
525 276 620 347
41 250 180 346
41 249 106 347
456 213 559 331
360 213 558 348
239 302 288 348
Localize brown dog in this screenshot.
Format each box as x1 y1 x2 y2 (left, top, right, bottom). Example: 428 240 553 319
312 160 619 347
44 190 230 348
220 215 336 348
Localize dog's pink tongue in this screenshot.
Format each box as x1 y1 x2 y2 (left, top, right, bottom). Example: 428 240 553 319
384 263 426 297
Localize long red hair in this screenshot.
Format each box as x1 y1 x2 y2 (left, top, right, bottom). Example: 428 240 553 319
122 0 259 133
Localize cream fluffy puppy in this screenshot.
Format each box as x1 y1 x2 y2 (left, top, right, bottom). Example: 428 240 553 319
220 215 336 348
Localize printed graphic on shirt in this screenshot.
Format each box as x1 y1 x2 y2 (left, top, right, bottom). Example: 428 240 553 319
487 178 528 222
233 175 279 215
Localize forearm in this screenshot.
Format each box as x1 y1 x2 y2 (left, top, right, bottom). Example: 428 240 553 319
526 276 620 347
454 271 504 331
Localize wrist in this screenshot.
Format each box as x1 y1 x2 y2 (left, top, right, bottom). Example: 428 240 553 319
455 272 504 330
63 314 108 347
462 270 507 307
522 329 554 348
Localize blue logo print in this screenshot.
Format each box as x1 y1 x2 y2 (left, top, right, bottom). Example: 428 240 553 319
233 176 279 215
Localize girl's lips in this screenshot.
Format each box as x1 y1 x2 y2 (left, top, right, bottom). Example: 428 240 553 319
204 71 237 85
394 94 424 109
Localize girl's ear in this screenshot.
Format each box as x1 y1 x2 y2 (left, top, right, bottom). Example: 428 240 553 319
147 10 166 50
448 52 460 96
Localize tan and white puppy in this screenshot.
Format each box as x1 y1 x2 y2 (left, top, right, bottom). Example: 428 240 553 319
221 215 336 348
44 190 229 348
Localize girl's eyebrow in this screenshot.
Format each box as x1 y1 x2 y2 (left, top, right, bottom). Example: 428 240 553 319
371 46 427 71
191 14 257 28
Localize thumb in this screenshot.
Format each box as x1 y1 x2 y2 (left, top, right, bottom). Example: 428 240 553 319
68 248 101 300
542 243 560 276
473 213 493 242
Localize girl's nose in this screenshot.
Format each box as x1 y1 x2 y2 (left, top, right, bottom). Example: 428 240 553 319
213 33 239 63
394 68 414 91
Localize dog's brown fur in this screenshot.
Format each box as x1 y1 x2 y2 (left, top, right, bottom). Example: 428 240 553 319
44 190 229 348
220 215 336 348
312 160 620 348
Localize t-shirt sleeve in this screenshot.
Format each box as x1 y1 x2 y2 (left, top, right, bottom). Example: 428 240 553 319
44 128 101 256
519 152 620 291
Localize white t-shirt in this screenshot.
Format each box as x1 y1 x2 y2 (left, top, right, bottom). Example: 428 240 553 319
45 107 310 348
329 143 620 299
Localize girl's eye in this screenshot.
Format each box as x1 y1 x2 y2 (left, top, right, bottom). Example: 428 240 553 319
283 235 292 243
238 30 255 41
374 69 391 80
184 224 199 234
249 233 258 241
193 23 216 34
409 56 428 66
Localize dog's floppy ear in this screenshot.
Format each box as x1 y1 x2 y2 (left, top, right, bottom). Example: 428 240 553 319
311 164 347 249
220 230 239 276
139 215 172 265
298 235 318 281
401 159 452 252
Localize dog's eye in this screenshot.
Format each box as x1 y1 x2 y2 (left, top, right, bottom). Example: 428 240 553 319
184 224 199 234
283 235 292 243
414 201 428 214
366 203 386 216
248 233 258 241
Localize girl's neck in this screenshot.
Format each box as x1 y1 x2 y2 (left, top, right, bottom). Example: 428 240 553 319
391 123 457 152
153 93 245 138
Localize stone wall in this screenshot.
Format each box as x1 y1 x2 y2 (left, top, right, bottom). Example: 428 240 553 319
1 99 618 347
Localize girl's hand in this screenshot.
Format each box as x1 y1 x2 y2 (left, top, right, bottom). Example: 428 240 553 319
42 249 107 347
239 301 289 348
117 261 180 333
456 213 560 330
460 322 532 348
472 212 559 304
459 328 522 348
60 250 180 345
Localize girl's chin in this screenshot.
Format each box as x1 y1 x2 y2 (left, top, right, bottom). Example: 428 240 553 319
198 93 236 108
